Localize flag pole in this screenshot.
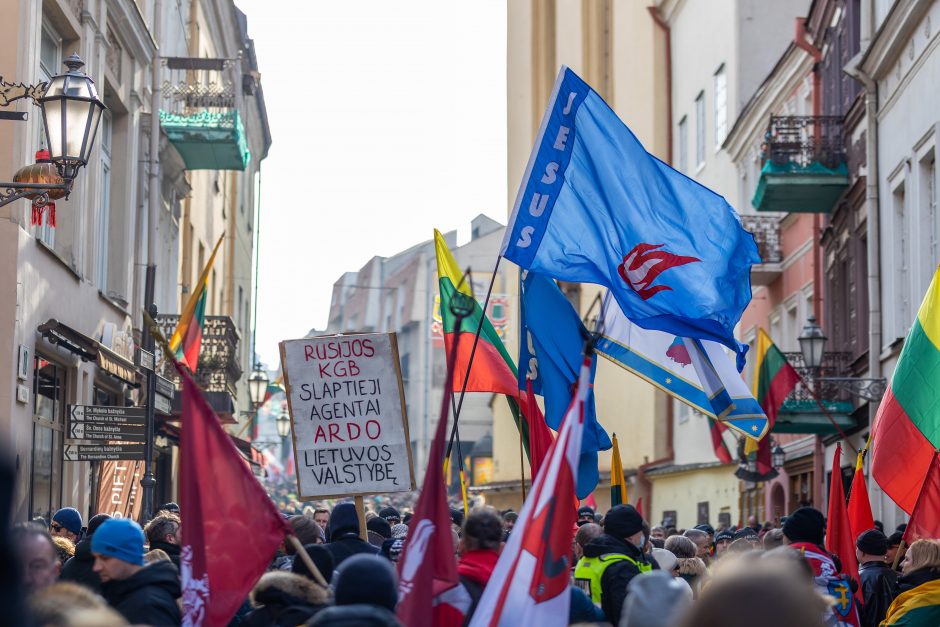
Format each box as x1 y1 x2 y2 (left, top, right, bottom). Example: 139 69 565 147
444 257 503 461
519 426 527 505
892 539 906 571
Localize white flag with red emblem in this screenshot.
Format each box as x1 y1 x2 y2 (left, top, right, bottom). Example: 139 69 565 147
468 355 592 627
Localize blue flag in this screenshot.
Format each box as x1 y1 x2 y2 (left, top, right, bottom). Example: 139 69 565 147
519 272 611 498
502 66 760 366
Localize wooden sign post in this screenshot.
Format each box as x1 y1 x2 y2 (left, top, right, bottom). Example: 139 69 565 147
280 332 416 539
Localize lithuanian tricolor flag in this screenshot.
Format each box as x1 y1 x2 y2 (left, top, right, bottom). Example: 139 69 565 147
610 433 627 506
170 234 224 370
746 329 800 474
871 266 940 513
433 230 529 449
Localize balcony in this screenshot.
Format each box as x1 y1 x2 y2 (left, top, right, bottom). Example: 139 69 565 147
153 315 242 421
752 116 849 213
159 110 250 171
741 215 782 286
158 57 251 171
773 351 857 435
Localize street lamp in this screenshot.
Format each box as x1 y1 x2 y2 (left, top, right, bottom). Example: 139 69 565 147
772 444 786 469
798 315 828 373
276 409 291 438
247 363 269 410
0 54 106 207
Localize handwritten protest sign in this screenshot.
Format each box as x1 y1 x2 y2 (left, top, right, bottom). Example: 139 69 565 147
280 333 415 499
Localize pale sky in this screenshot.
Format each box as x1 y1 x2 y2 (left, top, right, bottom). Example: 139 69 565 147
234 1 508 368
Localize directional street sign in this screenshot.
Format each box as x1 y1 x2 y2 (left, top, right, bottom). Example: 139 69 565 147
63 444 145 462
69 405 146 423
67 405 147 444
68 421 145 441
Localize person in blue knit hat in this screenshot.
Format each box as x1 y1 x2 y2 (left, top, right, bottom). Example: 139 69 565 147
92 518 181 626
51 507 83 543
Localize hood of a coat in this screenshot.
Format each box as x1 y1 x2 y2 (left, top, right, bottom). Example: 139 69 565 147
249 571 330 608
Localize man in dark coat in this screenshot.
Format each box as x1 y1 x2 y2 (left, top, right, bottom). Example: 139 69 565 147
92 518 181 626
144 512 181 568
856 529 897 627
324 502 378 569
60 513 110 591
574 504 655 624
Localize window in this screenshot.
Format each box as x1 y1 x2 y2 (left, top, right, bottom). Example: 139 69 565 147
922 151 937 272
35 21 62 248
96 112 112 291
678 116 689 173
31 356 66 521
695 91 705 168
714 65 727 147
894 180 910 335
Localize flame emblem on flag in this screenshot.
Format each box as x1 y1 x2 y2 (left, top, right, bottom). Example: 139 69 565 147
618 243 700 300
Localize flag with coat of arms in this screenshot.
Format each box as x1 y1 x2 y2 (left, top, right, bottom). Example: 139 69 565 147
468 353 593 626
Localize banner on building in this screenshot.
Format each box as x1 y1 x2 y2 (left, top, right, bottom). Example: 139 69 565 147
96 460 144 519
280 332 416 499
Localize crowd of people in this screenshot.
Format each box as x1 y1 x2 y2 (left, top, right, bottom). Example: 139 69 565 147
13 500 940 626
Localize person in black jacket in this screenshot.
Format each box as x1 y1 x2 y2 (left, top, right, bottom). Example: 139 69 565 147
856 529 897 627
60 513 111 592
92 518 181 626
306 554 401 627
144 512 181 568
324 502 379 569
242 571 329 627
574 504 656 625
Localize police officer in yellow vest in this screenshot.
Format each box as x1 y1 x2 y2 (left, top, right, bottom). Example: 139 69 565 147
574 504 655 624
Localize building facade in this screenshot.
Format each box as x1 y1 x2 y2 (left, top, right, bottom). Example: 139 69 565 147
0 0 269 522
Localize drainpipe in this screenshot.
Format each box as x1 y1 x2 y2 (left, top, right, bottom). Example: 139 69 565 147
845 55 882 517
647 7 673 165
794 17 829 509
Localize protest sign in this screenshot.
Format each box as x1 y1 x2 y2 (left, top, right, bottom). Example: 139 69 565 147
280 332 415 499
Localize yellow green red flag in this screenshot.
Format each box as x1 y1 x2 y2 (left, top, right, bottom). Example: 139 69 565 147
170 234 224 370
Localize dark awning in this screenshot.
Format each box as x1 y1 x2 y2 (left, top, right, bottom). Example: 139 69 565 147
38 319 140 387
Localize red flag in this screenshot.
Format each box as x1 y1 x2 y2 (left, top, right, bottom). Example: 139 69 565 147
826 444 861 601
469 357 593 625
903 453 940 544
526 378 555 480
709 420 733 464
178 365 291 627
846 451 875 541
635 496 644 519
398 339 460 625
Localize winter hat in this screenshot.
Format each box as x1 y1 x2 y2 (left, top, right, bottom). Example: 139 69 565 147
621 571 692 626
715 529 734 543
887 531 904 547
52 507 83 535
577 506 595 518
367 515 392 539
291 543 335 584
651 548 678 572
378 506 400 522
157 502 180 515
86 513 111 536
450 508 465 528
734 527 759 541
856 529 889 556
694 523 715 536
334 554 398 611
91 518 145 566
391 523 409 539
782 507 825 545
604 504 644 539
